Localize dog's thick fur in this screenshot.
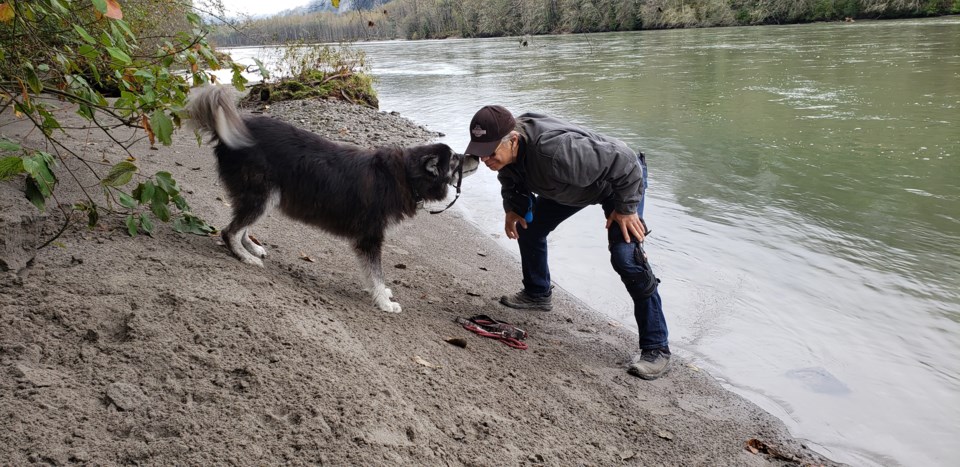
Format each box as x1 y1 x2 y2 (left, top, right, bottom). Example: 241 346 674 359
186 85 474 313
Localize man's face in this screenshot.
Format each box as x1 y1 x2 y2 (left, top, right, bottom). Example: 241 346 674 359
479 135 516 172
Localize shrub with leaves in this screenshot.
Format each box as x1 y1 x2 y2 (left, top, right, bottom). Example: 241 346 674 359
0 0 266 240
244 42 377 108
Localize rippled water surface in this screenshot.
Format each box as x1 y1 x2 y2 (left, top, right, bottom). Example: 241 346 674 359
226 17 960 466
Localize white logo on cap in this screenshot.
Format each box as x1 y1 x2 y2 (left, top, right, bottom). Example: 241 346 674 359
471 124 487 138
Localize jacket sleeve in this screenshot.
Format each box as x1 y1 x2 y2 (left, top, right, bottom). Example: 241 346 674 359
540 131 643 214
497 165 532 216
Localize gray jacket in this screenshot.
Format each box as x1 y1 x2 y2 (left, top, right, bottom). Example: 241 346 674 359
498 112 643 216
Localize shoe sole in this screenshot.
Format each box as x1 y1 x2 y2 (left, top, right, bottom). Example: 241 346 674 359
499 296 552 311
627 362 671 380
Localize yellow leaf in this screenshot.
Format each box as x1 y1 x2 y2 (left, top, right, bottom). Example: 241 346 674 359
332 0 340 7
141 114 155 146
105 0 122 20
0 3 14 22
16 77 29 106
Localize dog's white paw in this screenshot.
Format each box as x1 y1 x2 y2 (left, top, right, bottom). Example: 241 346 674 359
375 298 401 313
240 256 264 268
384 288 393 299
242 235 267 258
249 243 267 258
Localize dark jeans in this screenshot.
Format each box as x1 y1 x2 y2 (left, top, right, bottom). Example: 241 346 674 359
516 157 669 350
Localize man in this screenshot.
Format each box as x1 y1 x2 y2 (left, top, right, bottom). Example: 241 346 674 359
465 105 671 380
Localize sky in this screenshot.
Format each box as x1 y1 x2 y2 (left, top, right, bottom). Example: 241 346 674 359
214 0 310 17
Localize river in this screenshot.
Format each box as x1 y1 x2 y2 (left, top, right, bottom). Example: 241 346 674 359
223 16 960 467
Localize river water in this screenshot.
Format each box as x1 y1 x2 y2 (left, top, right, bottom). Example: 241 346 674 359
223 17 960 467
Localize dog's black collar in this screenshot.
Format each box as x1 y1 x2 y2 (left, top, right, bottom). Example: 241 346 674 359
428 155 464 215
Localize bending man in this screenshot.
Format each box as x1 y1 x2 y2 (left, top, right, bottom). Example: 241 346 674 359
465 105 671 380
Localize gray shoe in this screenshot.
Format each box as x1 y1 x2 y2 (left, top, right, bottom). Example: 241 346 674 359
628 349 671 380
499 290 552 311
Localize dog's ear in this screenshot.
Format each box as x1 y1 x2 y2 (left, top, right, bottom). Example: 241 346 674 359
424 154 440 177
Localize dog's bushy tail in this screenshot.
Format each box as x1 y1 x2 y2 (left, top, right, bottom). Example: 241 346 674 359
186 85 254 149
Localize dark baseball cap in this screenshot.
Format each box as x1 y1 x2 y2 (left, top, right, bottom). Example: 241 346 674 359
465 105 516 156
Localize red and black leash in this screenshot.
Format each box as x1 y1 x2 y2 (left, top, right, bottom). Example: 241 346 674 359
456 315 528 350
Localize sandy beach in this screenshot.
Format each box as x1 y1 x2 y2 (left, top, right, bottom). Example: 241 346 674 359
0 96 839 466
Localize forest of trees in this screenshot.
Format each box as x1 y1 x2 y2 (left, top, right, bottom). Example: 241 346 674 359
209 0 959 46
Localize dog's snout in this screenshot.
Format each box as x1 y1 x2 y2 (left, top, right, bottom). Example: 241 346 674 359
459 153 480 178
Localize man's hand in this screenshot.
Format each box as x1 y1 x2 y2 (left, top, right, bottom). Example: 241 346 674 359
606 211 646 243
505 211 528 240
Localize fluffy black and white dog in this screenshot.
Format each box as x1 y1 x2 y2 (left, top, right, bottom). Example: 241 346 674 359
186 85 477 313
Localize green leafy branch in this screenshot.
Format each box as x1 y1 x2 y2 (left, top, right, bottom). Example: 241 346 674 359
0 0 266 246
1 136 213 238
97 162 214 237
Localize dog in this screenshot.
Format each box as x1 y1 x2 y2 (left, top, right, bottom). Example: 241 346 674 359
186 85 478 313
